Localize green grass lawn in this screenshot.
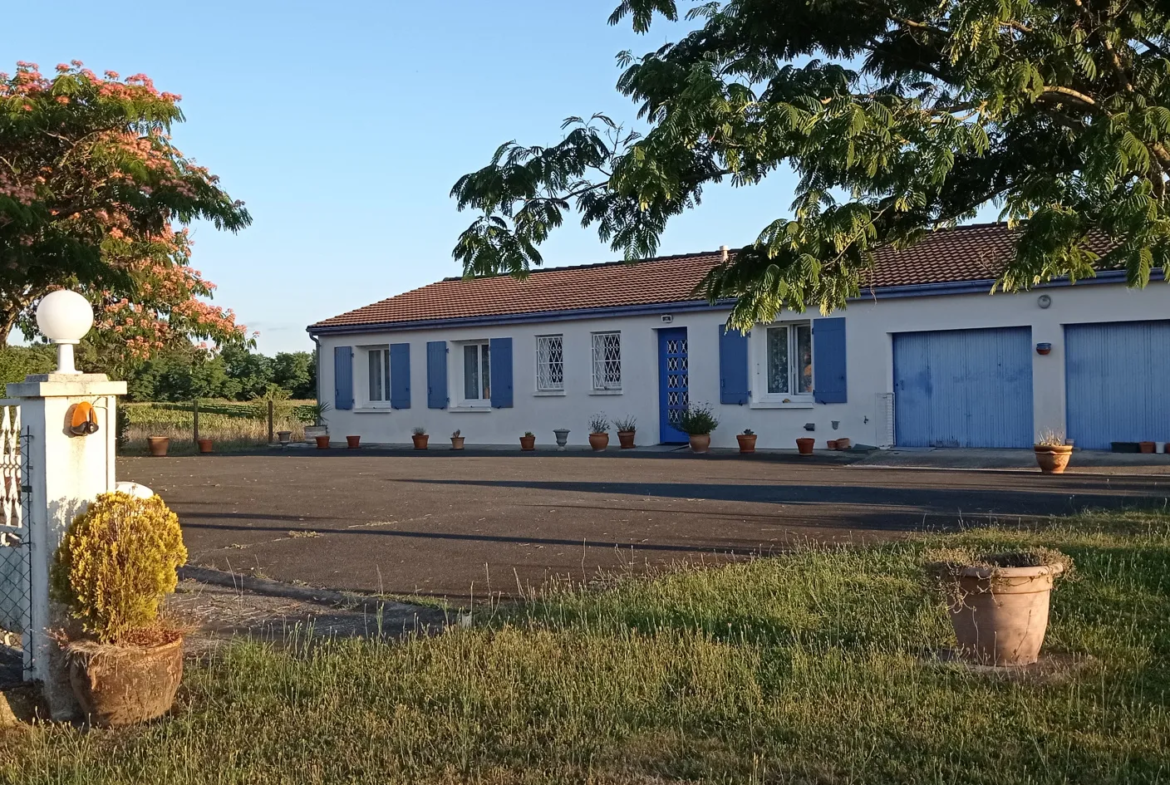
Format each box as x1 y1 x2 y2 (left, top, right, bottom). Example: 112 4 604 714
3 510 1169 783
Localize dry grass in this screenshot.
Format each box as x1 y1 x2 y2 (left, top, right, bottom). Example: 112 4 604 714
3 509 1169 783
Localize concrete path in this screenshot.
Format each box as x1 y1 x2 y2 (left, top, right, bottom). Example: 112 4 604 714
121 451 1170 603
855 447 1170 473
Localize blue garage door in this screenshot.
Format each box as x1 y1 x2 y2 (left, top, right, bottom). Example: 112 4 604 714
894 327 1034 448
1066 321 1170 450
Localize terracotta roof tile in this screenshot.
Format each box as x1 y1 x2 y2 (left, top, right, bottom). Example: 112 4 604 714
309 223 1092 330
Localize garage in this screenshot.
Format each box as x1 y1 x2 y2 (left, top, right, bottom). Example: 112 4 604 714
894 327 1034 448
1065 320 1170 450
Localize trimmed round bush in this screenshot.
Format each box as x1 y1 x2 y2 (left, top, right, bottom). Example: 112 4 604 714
50 491 187 643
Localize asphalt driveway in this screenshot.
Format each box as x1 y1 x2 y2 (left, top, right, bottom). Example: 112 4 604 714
122 451 1170 601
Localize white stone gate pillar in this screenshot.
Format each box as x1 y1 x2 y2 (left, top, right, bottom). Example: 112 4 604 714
6 292 125 718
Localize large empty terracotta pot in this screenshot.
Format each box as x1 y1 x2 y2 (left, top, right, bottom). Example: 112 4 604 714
949 563 1063 666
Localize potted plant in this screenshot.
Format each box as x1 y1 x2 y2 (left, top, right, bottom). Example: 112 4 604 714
197 438 213 454
614 416 637 449
50 491 188 726
276 430 292 445
737 428 757 454
1034 429 1073 474
315 434 331 449
520 431 536 451
553 428 570 450
588 414 610 451
929 548 1072 666
346 435 361 449
147 436 170 457
303 401 331 444
679 402 719 453
412 427 429 450
796 437 815 455
451 429 465 450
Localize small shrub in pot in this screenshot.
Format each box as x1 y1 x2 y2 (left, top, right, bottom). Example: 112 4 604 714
1034 429 1072 474
679 403 719 453
737 428 757 454
412 427 429 450
588 414 610 451
451 429 465 450
614 415 637 449
50 492 188 726
520 431 536 451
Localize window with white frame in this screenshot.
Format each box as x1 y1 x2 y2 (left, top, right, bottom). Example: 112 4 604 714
591 331 622 391
535 334 564 392
764 323 813 398
362 346 391 406
460 341 491 405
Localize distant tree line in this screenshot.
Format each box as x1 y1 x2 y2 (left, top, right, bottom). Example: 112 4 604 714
0 341 316 402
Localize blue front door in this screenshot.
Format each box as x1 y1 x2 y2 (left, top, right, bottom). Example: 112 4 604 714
658 327 689 443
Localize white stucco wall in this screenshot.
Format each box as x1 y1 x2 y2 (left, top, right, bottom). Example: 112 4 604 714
313 281 1169 450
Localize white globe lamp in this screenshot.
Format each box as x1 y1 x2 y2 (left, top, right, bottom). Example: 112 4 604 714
36 290 94 375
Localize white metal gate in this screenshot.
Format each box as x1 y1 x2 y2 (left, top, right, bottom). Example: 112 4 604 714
0 403 27 643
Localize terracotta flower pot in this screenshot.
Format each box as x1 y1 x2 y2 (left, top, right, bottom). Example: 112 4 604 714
736 434 757 454
346 435 361 449
147 437 169 457
1139 441 1156 454
451 436 465 450
589 433 609 451
796 437 815 455
412 434 429 450
826 440 839 450
67 635 184 727
315 435 331 449
1034 444 1073 474
689 433 711 453
617 430 636 449
197 438 213 454
948 564 1063 666
520 435 536 451
834 438 851 451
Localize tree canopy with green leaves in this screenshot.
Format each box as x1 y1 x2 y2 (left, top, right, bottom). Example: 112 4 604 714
0 61 249 352
452 0 1170 327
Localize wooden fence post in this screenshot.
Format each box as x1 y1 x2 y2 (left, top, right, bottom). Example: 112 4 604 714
267 400 274 444
193 399 199 446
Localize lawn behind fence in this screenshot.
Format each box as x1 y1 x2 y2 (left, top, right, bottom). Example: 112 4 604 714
3 509 1169 783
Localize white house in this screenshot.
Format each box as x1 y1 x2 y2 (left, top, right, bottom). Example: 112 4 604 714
307 224 1170 451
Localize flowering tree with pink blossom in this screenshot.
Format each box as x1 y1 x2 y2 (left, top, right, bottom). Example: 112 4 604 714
0 60 250 367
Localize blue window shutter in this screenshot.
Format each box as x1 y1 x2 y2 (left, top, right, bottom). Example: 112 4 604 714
334 346 354 410
813 317 847 404
426 341 447 409
390 343 411 409
719 325 750 405
490 337 513 408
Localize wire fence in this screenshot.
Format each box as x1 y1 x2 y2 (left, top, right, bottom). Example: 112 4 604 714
120 399 315 454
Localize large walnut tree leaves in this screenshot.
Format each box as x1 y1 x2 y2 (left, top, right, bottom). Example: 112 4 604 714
452 0 1170 328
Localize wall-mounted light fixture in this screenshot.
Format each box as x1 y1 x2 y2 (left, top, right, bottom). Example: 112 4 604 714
69 401 99 436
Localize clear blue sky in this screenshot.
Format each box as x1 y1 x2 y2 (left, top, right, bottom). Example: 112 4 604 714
6 1 962 354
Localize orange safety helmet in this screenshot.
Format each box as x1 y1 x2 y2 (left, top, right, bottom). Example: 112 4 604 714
70 401 99 436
